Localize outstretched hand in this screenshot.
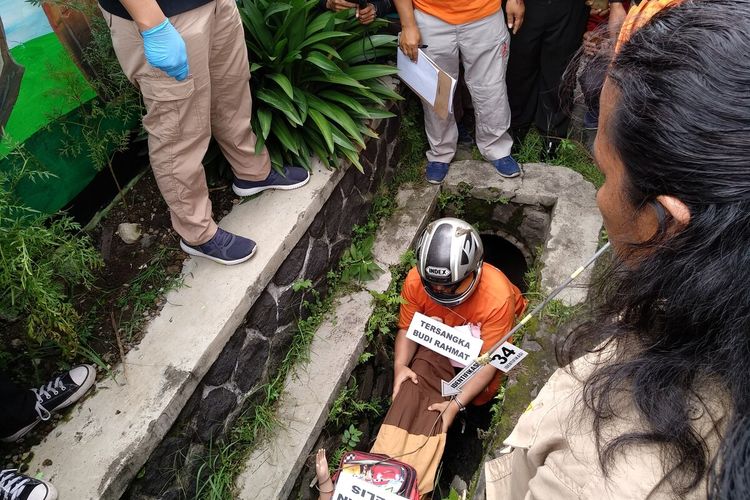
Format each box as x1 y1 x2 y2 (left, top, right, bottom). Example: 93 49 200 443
315 449 334 498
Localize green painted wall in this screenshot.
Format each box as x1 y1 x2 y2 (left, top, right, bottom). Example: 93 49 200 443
1 32 96 157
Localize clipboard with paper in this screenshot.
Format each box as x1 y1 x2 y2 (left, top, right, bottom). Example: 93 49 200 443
396 48 457 119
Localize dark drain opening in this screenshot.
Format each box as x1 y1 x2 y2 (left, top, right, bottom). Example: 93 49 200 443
480 233 529 293
437 234 528 495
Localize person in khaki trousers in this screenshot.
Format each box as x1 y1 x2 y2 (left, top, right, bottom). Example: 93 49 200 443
395 0 525 184
98 0 310 265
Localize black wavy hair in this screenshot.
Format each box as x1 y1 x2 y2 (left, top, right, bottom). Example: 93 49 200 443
559 1 750 497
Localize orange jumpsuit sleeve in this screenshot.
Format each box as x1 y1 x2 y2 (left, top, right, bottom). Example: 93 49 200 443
478 297 516 354
398 268 423 331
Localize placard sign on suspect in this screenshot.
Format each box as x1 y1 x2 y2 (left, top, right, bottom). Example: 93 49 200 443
333 474 408 500
406 312 483 366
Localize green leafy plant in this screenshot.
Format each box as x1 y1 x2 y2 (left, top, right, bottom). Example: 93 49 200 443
340 235 383 283
441 488 461 500
112 247 185 342
358 351 374 364
239 0 401 171
328 381 383 427
292 278 313 292
395 94 428 181
329 423 364 474
0 150 102 357
34 4 144 205
514 128 544 164
342 423 363 448
366 288 405 341
437 181 473 217
553 139 603 188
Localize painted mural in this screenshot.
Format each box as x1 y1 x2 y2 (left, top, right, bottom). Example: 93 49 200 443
0 0 96 150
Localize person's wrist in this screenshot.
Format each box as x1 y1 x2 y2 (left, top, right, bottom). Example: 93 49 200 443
451 397 466 412
140 17 169 35
137 14 168 33
317 475 334 493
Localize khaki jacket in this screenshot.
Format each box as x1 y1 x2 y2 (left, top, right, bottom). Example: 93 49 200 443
485 350 726 499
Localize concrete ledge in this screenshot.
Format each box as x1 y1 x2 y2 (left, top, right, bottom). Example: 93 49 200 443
444 161 602 305
27 160 347 499
235 184 439 500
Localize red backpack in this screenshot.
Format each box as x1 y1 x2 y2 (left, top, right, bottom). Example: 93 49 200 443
334 451 420 500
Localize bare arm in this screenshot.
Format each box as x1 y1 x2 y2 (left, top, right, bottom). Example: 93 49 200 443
392 328 420 399
394 0 421 61
394 327 417 367
430 363 498 432
119 0 167 31
608 2 628 40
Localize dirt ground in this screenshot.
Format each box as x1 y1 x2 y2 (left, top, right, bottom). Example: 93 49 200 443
1 169 236 468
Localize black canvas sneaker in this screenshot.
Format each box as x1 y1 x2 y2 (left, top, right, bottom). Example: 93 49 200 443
0 365 96 443
0 469 57 500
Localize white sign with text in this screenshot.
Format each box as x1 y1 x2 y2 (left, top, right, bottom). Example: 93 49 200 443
488 341 528 373
406 312 483 366
333 474 408 500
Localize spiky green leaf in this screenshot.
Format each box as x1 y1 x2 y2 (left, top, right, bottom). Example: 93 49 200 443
306 52 341 74
264 2 292 21
272 119 300 155
344 64 399 81
267 73 294 99
256 88 303 126
307 108 334 153
257 107 273 140
318 90 369 116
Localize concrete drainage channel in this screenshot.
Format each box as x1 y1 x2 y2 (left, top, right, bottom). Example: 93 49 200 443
238 160 602 499
24 117 601 498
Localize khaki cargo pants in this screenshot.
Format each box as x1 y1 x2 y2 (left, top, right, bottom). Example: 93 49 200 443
103 0 270 245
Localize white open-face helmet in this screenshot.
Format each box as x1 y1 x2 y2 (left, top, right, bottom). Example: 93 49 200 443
416 217 484 307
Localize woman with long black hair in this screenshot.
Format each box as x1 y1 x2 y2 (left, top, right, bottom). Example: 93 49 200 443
485 0 750 497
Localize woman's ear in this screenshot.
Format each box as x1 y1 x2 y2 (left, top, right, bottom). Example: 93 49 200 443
656 195 691 225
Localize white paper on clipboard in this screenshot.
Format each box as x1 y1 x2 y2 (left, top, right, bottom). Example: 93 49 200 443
397 48 457 118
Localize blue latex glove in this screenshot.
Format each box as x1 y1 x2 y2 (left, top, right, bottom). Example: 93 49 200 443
142 19 189 81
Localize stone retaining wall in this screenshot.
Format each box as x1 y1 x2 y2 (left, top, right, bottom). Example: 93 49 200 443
125 111 401 500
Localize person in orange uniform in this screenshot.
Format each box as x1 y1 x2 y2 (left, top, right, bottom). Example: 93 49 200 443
371 218 527 495
395 0 526 183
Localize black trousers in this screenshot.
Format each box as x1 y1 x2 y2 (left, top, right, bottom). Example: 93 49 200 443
0 375 37 438
507 0 589 139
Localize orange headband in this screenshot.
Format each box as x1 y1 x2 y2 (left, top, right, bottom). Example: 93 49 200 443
615 0 687 53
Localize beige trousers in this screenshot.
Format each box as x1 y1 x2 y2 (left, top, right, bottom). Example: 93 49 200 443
415 9 514 163
104 0 270 245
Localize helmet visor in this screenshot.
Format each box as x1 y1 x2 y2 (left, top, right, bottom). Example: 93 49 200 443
421 272 476 304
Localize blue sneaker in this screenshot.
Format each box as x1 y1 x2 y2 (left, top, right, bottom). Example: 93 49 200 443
232 166 310 197
180 228 257 265
425 161 450 184
491 156 521 178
